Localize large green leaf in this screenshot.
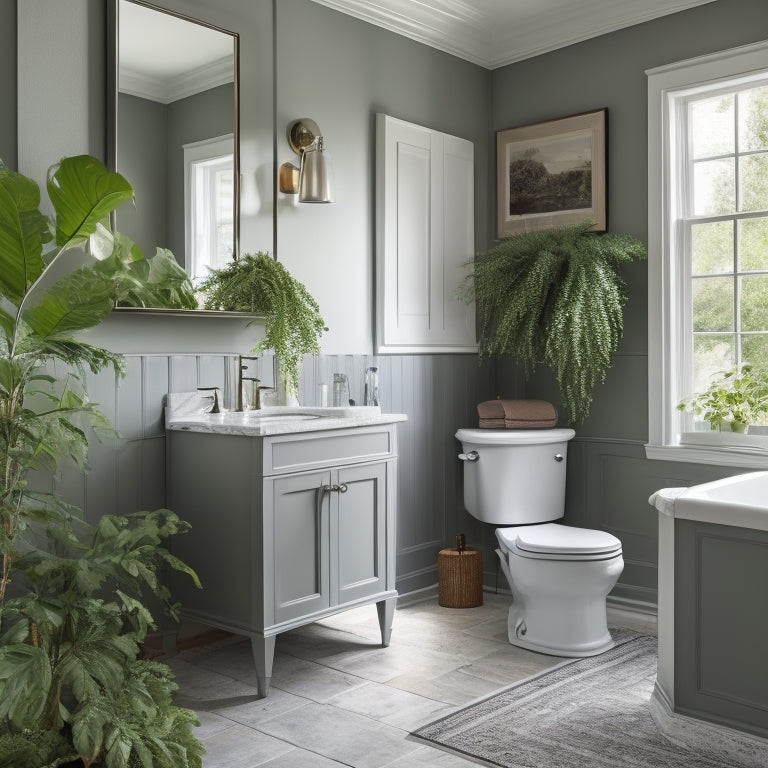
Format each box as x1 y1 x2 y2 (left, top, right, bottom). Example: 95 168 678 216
0 643 51 728
22 261 117 338
47 155 133 249
0 165 50 304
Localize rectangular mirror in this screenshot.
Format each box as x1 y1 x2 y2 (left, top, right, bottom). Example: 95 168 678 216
107 0 240 296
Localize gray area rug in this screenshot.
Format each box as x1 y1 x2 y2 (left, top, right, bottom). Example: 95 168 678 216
412 634 752 768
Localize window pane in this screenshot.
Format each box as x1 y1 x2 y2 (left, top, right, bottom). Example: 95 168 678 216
738 217 768 271
739 152 768 212
693 334 735 392
692 276 734 332
738 86 768 152
740 274 768 331
693 158 735 215
742 334 768 377
692 221 733 274
690 94 734 158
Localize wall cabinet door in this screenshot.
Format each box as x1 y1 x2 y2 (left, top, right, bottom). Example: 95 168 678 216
334 463 387 604
272 470 330 624
376 113 476 354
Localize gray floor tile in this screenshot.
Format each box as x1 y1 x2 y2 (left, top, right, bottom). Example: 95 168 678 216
199 724 294 768
258 702 422 768
169 593 655 768
328 680 456 730
269 653 370 702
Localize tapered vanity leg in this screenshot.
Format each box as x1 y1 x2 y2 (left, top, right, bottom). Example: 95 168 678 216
250 634 276 697
377 597 396 646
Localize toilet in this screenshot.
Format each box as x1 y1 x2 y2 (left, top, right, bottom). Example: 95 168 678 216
456 427 623 657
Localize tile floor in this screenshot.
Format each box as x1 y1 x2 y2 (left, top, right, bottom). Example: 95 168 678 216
167 591 657 768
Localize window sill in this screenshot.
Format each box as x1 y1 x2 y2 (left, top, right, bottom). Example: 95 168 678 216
645 438 768 469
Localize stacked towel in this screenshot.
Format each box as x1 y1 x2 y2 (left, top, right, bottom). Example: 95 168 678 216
477 399 557 429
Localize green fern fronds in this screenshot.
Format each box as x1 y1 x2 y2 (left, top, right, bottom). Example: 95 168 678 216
199 252 327 397
464 221 646 423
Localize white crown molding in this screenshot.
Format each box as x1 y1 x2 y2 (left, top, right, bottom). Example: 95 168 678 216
308 0 718 69
119 56 233 105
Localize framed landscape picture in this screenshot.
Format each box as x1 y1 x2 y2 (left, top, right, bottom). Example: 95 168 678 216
497 109 607 237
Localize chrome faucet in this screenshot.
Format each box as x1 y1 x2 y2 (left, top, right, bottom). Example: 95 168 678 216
238 355 260 411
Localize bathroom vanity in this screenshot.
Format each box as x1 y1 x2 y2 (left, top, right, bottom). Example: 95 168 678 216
165 398 406 696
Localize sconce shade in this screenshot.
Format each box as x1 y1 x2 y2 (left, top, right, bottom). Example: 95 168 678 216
298 137 334 203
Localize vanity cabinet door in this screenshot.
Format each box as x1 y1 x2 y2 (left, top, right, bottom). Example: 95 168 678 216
333 462 388 605
271 471 330 624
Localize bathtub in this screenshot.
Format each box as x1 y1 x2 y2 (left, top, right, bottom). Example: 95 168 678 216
652 470 768 532
649 472 768 765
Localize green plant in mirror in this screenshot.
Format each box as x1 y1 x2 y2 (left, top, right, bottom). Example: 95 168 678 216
462 221 647 424
677 363 768 432
0 155 202 767
199 252 327 398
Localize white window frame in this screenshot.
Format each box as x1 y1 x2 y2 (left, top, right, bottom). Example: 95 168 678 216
646 40 768 468
183 134 234 283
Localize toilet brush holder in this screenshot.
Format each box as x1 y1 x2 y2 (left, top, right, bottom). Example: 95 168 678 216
438 536 483 608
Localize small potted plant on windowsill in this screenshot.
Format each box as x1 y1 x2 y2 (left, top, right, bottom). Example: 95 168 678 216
677 363 768 433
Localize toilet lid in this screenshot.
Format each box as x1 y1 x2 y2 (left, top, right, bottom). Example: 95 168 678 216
498 523 622 558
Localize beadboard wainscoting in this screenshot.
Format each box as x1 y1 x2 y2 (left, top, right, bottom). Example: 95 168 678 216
42 352 495 595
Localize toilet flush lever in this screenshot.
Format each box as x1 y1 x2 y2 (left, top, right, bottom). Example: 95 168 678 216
553 454 564 462
458 450 479 462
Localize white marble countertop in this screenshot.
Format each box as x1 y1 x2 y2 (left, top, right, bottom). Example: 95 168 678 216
165 392 407 437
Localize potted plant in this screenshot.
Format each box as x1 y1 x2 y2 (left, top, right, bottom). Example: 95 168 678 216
461 220 647 424
0 155 202 767
677 364 768 432
198 252 327 401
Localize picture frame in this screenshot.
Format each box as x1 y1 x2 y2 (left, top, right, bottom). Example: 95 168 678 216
496 108 607 237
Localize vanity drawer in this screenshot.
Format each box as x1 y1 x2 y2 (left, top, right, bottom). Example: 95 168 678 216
264 426 395 475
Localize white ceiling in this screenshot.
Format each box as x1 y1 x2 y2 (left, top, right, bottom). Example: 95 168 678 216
308 0 717 69
118 0 234 103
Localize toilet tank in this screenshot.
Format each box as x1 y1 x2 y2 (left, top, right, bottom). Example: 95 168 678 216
456 428 575 525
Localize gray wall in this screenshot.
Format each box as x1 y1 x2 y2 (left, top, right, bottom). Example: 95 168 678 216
7 0 768 607
0 0 16 169
117 84 234 263
492 0 768 603
117 94 167 259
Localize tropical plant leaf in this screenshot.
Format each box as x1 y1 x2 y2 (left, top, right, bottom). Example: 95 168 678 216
46 155 133 250
0 643 51 728
21 260 118 338
0 164 50 305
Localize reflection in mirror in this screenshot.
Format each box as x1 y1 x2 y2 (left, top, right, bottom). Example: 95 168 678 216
109 0 239 287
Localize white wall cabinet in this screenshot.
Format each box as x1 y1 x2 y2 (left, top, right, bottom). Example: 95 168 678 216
376 114 476 354
167 424 398 696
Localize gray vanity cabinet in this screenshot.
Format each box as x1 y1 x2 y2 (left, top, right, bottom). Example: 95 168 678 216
166 423 399 697
269 462 388 624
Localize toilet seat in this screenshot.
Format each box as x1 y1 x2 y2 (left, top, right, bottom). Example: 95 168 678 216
497 523 622 561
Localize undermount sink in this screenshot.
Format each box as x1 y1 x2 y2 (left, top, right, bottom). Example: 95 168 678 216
241 406 379 420
244 412 320 423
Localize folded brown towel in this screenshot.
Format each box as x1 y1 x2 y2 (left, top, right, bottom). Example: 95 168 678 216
477 399 557 429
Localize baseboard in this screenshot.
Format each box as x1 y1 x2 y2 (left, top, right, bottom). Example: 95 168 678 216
607 593 657 616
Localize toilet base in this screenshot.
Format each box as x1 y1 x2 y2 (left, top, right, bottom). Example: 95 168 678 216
507 599 616 657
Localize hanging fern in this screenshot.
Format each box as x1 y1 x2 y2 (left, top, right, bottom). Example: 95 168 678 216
199 252 327 397
462 221 646 423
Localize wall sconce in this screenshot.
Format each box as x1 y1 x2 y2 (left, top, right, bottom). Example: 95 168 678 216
279 118 335 203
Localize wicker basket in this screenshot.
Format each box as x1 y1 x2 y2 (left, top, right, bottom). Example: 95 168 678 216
438 547 483 608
